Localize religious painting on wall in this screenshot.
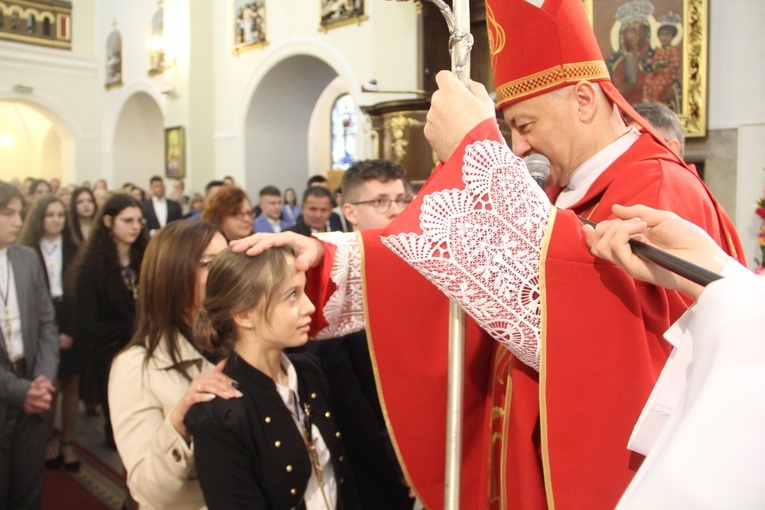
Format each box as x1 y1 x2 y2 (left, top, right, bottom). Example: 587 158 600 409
165 126 185 178
233 0 266 53
320 0 367 31
105 28 123 89
148 7 165 75
0 0 72 49
584 0 708 136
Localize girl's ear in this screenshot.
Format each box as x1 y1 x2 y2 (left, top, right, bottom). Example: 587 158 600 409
232 308 256 330
102 214 113 230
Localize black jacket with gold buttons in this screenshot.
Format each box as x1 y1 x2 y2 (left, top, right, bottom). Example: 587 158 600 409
185 352 361 509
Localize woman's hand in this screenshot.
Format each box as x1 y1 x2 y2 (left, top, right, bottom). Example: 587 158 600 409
169 360 242 443
58 333 73 350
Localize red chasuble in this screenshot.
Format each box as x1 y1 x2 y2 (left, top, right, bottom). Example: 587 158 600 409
306 119 743 509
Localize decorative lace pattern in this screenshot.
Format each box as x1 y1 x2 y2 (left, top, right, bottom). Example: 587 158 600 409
381 141 551 370
312 231 366 340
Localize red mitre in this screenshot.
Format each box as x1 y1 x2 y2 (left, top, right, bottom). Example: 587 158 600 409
486 0 685 165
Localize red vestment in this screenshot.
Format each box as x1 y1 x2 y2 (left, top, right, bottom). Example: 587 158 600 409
306 119 743 509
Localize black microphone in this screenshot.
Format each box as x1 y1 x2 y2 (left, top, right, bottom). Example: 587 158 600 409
524 154 550 191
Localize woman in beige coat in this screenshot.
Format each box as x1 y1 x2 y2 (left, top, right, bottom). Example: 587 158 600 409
109 220 242 509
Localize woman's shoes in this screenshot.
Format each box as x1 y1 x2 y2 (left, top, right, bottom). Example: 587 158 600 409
45 438 81 472
61 442 81 473
45 439 63 470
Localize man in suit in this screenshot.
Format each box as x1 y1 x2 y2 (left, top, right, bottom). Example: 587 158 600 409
0 181 58 509
253 185 292 233
285 186 343 237
141 176 182 234
306 160 414 509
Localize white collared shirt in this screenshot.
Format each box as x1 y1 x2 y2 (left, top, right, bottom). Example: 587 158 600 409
0 247 24 361
275 353 338 510
152 196 168 227
555 127 641 209
40 236 63 298
266 217 283 233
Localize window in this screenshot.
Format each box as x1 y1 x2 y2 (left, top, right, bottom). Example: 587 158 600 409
330 94 358 170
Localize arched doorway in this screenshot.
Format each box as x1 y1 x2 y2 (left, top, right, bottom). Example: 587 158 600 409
243 55 341 197
112 92 164 190
0 101 63 182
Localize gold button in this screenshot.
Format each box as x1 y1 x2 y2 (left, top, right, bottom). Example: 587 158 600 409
335 431 341 438
274 441 281 448
286 465 293 472
310 393 317 399
339 455 344 462
265 417 271 424
340 477 345 484
290 488 297 495
324 411 331 418
171 449 181 462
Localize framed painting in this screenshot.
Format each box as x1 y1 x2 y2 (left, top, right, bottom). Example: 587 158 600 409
320 0 368 31
234 0 267 53
105 29 123 89
165 126 185 178
584 0 708 137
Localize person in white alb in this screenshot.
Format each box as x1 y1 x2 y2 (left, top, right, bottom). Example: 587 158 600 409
585 203 765 509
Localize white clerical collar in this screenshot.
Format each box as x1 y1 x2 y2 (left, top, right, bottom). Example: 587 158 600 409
555 127 640 209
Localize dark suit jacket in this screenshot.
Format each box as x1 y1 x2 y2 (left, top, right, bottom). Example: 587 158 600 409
141 198 183 231
306 332 413 509
285 215 344 237
185 353 360 510
0 244 59 424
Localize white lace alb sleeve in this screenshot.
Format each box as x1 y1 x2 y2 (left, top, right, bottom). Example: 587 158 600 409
381 140 551 370
311 231 366 340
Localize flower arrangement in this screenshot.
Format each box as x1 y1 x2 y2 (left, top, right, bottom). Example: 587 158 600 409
755 190 765 273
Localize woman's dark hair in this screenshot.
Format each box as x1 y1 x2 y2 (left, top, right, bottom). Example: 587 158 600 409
194 246 295 360
0 181 23 209
68 193 149 299
27 179 52 196
283 187 298 206
68 187 97 245
125 221 220 376
17 194 76 250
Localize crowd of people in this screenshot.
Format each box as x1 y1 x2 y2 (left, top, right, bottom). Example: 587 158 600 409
0 162 418 509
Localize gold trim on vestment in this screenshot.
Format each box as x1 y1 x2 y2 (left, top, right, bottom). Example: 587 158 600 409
360 231 423 504
539 206 557 510
495 61 610 106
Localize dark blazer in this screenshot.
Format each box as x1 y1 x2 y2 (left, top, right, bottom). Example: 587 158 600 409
306 331 413 509
0 244 59 424
185 353 360 510
74 264 135 353
32 238 83 376
141 198 183 231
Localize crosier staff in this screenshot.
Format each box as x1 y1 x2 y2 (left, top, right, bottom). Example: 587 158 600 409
386 2 473 509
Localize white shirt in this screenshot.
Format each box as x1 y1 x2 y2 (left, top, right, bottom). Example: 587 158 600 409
152 196 169 227
266 217 283 233
0 247 24 361
39 236 63 298
275 353 338 509
555 127 640 209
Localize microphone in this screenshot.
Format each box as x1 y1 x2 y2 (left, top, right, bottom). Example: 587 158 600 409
524 154 550 191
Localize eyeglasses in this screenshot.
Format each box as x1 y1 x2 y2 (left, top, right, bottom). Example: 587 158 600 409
199 255 216 268
349 197 410 213
233 209 254 221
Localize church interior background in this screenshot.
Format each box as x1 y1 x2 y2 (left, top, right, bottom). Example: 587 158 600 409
1 0 764 269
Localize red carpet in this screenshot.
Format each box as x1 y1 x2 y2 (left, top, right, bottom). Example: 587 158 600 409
41 441 127 509
42 469 110 510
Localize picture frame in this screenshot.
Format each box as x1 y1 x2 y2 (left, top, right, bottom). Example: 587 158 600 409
583 0 707 137
233 0 267 54
105 29 123 89
165 126 185 178
320 0 368 31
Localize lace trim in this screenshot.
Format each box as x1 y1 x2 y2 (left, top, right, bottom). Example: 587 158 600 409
312 231 365 340
382 140 551 370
